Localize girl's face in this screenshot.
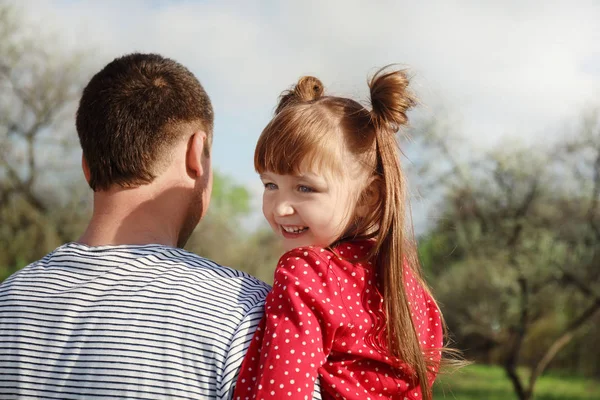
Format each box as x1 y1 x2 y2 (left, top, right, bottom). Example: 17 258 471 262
260 168 358 251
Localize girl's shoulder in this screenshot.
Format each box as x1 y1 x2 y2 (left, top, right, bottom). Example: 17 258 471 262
278 245 333 267
272 246 333 287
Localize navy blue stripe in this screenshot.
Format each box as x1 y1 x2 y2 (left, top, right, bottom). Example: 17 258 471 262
1 275 267 305
0 378 213 400
0 307 238 336
0 367 210 389
1 356 219 378
0 349 221 368
1 321 232 352
0 290 256 321
0 300 245 323
0 333 226 360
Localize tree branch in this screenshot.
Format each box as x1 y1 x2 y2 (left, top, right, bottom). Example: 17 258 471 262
588 149 600 240
504 273 529 400
528 299 600 393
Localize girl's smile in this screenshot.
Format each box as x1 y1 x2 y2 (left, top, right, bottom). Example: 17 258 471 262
280 225 309 236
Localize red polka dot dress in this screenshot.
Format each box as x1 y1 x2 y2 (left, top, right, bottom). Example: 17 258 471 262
234 240 443 400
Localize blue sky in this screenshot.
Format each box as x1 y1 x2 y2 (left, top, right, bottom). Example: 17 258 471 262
14 0 600 230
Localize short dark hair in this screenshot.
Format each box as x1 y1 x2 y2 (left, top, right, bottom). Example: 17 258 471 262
76 53 214 191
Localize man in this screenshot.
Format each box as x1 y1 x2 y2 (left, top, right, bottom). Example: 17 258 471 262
0 53 271 399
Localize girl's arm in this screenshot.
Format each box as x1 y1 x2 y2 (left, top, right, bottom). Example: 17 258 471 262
234 247 340 400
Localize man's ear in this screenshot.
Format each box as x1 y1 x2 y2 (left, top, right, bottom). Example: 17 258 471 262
356 177 382 218
186 131 208 178
81 153 91 184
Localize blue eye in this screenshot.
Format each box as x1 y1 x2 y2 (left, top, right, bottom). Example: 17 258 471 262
298 185 314 193
264 182 277 190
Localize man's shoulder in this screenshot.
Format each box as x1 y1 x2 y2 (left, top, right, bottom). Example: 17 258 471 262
157 247 271 293
162 246 266 280
2 243 271 296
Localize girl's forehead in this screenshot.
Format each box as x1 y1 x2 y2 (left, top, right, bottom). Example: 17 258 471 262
261 168 329 182
297 159 339 180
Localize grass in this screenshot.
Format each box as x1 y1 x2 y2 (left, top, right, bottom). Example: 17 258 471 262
433 364 600 400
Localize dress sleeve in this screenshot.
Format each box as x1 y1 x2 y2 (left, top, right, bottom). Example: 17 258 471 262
234 247 342 400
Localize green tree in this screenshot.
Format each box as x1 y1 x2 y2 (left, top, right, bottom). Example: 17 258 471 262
412 110 600 400
0 1 92 275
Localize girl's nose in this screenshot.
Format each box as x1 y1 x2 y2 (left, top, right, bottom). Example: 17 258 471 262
274 199 294 216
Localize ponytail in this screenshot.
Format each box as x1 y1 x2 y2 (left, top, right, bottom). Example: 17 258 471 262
368 67 434 400
369 67 416 131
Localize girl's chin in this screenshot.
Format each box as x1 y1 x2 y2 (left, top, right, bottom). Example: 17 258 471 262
281 236 313 252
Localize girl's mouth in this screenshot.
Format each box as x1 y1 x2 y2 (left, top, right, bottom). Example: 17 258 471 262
281 225 309 238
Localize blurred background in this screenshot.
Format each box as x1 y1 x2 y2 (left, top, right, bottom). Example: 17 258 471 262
0 0 598 399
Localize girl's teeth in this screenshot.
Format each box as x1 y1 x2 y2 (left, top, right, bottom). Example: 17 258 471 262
283 226 308 233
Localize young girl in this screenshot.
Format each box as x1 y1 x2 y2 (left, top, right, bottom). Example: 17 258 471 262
234 69 450 400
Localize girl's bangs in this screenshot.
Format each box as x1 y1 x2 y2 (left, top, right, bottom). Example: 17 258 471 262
254 107 343 177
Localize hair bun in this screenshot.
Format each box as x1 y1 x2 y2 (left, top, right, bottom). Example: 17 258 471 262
294 76 324 101
275 76 324 114
369 68 416 131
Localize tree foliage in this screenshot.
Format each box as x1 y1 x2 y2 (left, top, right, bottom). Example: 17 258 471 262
412 111 600 399
0 1 91 274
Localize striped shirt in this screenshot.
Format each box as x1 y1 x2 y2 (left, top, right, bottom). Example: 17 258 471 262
0 242 271 400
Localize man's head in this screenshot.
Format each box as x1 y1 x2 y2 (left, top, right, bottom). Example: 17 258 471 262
76 53 214 247
76 52 214 191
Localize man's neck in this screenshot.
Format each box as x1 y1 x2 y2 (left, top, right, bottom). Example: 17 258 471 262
78 186 184 248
